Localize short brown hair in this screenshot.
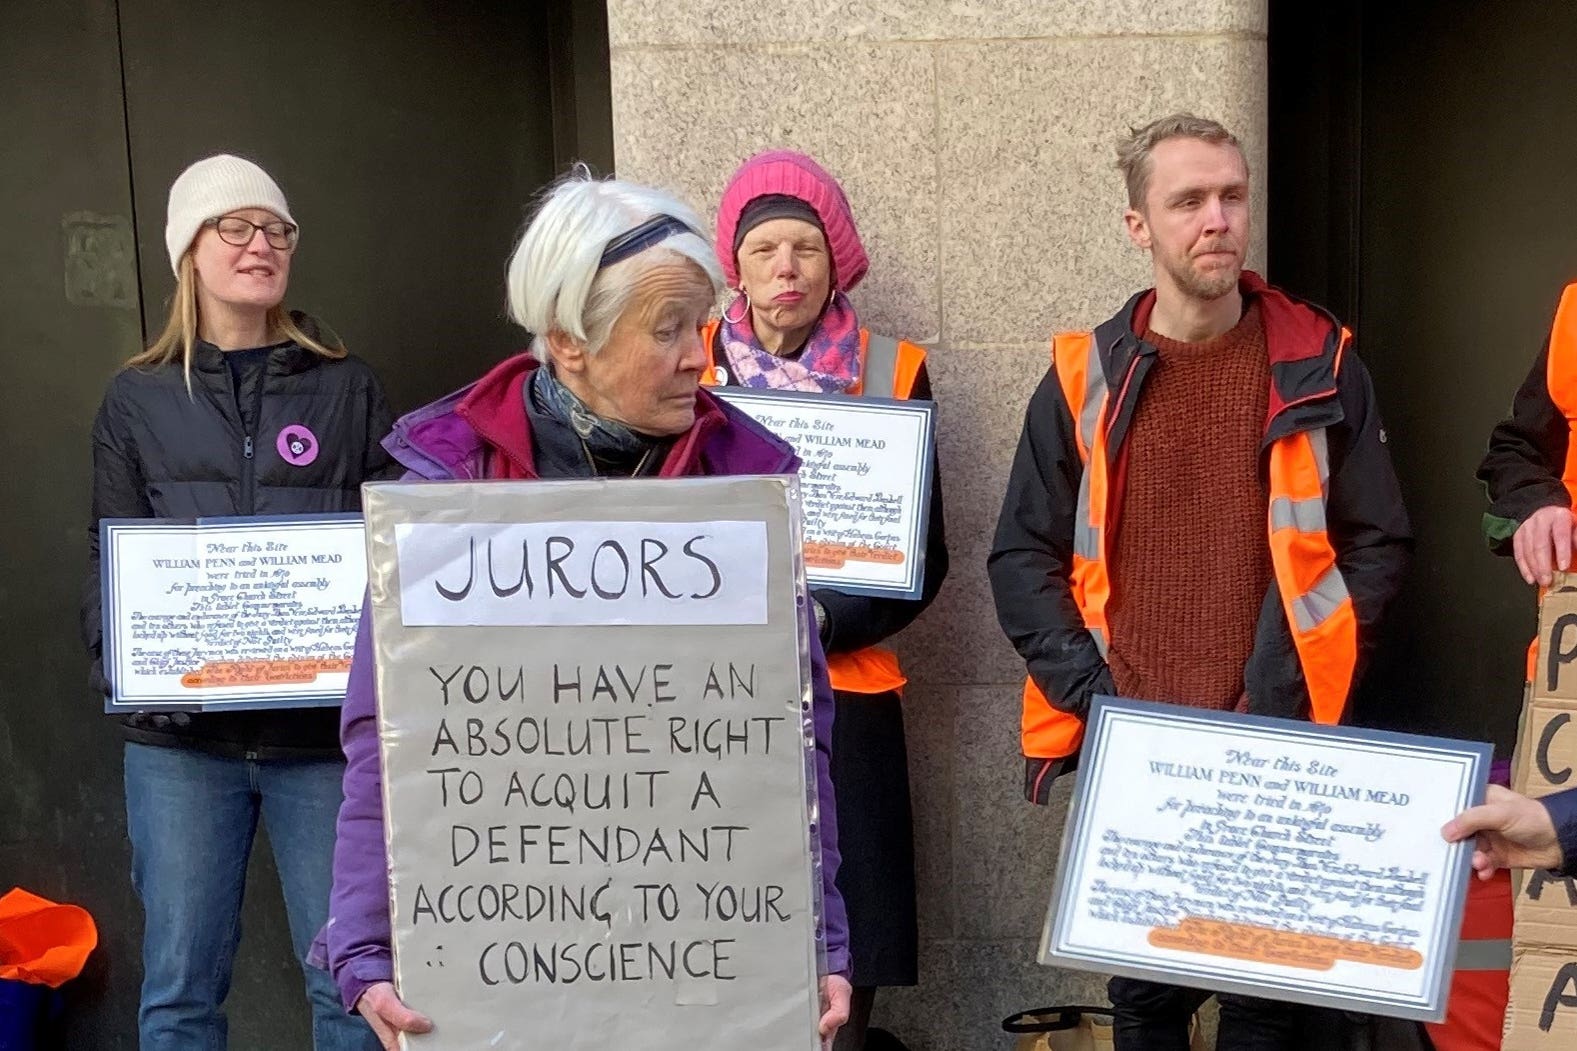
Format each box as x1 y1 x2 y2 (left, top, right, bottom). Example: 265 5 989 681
1116 113 1243 209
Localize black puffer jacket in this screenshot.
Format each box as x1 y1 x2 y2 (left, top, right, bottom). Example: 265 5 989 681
82 320 396 757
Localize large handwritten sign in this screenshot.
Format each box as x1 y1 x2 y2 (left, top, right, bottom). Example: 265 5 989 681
1041 697 1489 1022
1509 574 1577 1049
362 477 823 1050
101 515 365 710
713 389 934 598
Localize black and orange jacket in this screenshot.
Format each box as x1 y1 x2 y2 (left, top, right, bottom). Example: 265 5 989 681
1479 283 1577 552
701 321 948 696
989 273 1412 803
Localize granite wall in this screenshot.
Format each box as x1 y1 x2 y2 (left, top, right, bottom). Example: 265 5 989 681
606 4 1269 1045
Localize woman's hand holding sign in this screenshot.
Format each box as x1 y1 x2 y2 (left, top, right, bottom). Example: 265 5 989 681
820 973 852 1048
356 982 433 1050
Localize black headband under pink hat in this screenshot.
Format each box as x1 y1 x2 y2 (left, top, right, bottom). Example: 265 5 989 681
731 195 826 255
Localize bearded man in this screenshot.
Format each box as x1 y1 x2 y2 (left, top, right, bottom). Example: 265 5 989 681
988 113 1413 1051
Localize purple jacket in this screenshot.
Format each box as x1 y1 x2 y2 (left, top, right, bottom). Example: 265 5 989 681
321 354 849 1011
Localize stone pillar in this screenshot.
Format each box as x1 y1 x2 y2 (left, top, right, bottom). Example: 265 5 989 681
608 4 1267 1046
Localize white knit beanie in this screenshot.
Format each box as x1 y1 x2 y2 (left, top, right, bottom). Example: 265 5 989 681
164 154 295 274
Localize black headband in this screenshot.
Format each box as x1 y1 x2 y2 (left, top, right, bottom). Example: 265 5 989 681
598 214 693 269
733 194 825 256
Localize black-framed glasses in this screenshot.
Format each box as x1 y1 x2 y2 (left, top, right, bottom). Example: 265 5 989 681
204 215 299 251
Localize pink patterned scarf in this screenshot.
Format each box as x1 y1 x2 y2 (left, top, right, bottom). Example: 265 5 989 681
721 291 862 393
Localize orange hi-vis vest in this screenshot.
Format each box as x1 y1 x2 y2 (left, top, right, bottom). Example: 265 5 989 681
1019 330 1361 759
1550 282 1577 504
1423 869 1513 1051
701 320 927 695
1520 282 1577 679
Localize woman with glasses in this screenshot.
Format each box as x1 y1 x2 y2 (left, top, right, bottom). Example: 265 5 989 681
83 154 391 1049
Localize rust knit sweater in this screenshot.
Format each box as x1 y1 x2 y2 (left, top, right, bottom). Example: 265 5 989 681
1106 302 1274 710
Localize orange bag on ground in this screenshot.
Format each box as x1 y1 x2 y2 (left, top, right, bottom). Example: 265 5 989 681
0 887 98 988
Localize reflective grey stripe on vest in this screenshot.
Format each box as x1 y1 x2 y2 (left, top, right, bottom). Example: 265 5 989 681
1454 938 1513 972
1074 468 1101 561
1063 341 1111 658
864 334 901 397
1270 496 1327 534
1290 565 1351 632
1089 624 1109 658
1077 354 1105 455
1066 350 1103 564
1310 427 1330 494
1275 426 1350 632
1071 355 1108 566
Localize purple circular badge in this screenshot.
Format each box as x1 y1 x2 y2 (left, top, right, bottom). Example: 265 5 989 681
277 424 319 466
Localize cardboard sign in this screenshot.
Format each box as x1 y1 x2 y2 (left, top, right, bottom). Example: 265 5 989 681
1516 867 1577 951
1530 580 1577 703
1505 949 1577 1047
1518 699 1577 800
361 477 824 1050
1509 573 1577 1049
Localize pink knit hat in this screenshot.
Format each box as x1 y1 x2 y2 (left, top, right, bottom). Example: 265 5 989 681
715 150 868 292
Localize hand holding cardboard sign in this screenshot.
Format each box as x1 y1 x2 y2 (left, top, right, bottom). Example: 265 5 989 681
1514 505 1577 587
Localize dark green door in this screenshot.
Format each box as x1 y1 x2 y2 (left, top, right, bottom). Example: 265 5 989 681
1271 0 1577 753
0 2 596 1044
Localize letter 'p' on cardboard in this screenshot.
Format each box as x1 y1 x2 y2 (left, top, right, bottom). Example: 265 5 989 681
1509 574 1577 1049
1533 576 1577 703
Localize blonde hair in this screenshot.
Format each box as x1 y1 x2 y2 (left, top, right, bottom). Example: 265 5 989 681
1116 113 1244 210
127 251 345 391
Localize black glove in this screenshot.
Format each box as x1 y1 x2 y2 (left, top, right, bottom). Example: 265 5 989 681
125 710 193 730
1070 663 1117 718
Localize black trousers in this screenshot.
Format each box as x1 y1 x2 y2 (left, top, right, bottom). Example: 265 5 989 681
1109 976 1297 1051
829 690 918 986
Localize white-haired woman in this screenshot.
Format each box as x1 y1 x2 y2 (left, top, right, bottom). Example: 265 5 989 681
83 154 391 1049
323 171 853 1049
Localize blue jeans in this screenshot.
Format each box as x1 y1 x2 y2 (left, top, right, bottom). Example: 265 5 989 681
124 743 378 1051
